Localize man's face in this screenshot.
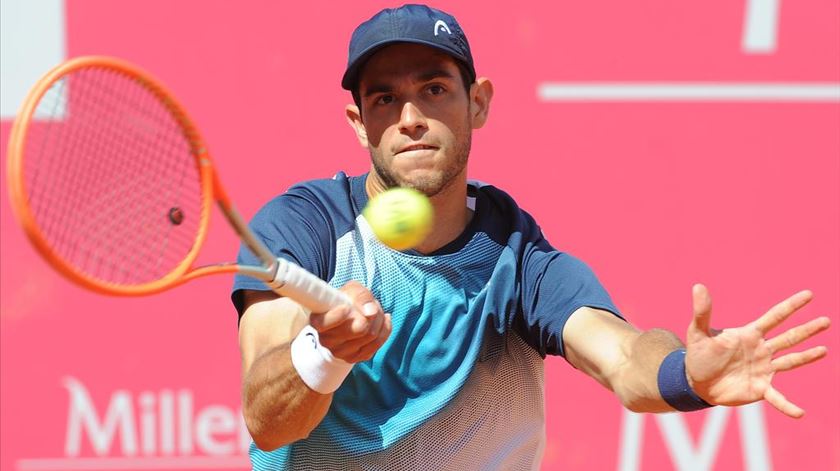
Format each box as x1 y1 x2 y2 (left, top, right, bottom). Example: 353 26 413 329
354 43 473 197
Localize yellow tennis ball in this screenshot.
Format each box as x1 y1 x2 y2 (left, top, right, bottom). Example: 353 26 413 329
363 187 434 251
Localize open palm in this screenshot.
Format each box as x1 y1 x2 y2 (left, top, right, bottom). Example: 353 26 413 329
684 284 830 418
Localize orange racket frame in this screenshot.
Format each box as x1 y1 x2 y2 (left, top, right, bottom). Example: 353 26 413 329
7 56 348 313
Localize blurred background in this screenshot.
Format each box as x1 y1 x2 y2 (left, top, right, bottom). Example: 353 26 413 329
1 0 837 470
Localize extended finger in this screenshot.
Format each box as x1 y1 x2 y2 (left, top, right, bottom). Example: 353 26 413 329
341 280 378 311
354 311 391 354
310 280 371 332
346 313 393 363
318 281 383 334
689 283 713 338
766 316 831 353
319 312 372 342
343 281 386 324
771 346 828 372
752 290 813 335
764 385 805 418
359 302 385 337
309 304 353 332
329 314 391 362
319 305 387 346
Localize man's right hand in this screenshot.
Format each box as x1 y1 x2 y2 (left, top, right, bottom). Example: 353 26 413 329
309 281 392 364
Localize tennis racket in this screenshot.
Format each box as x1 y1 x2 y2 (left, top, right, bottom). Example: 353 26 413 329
6 56 350 313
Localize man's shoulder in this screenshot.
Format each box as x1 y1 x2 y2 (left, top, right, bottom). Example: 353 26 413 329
469 180 538 228
258 172 361 213
284 171 357 202
463 179 553 256
246 172 363 237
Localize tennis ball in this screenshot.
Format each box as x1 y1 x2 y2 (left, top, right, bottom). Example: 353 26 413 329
363 187 434 251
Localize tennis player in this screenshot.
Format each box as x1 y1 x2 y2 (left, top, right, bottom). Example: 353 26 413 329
232 5 831 469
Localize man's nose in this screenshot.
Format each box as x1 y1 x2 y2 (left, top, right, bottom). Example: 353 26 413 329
398 102 427 134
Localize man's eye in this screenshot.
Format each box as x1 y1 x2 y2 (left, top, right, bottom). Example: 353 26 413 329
428 85 445 95
376 95 394 105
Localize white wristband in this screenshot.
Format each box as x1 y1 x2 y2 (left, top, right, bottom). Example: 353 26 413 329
290 325 353 394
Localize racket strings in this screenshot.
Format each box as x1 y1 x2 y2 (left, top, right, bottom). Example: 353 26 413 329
89 75 181 281
43 76 129 264
121 80 196 279
28 72 129 282
35 73 159 282
95 70 201 284
22 66 205 286
104 70 204 283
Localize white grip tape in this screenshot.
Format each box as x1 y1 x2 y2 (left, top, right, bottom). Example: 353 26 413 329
269 259 351 313
290 325 353 394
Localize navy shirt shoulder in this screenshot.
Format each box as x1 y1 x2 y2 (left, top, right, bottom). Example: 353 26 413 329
230 172 361 315
470 181 623 357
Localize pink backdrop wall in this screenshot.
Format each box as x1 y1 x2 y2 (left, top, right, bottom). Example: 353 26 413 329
1 1 838 470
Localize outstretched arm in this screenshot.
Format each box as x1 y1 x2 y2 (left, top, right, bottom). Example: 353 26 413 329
562 284 830 416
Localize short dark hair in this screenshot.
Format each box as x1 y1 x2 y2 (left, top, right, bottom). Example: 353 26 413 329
351 60 474 114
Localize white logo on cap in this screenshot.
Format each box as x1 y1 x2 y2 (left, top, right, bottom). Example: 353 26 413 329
434 20 452 36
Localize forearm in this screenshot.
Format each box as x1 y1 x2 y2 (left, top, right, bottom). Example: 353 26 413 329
238 284 390 450
242 341 332 450
612 328 684 412
239 293 333 450
565 308 687 412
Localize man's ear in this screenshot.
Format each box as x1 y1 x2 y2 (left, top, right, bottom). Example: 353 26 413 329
469 77 494 130
345 104 369 148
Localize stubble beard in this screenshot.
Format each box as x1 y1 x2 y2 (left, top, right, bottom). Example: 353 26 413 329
370 131 472 198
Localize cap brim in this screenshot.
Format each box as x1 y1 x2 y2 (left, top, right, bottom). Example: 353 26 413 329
341 38 473 90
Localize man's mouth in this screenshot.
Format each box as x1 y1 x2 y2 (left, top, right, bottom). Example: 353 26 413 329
396 144 438 156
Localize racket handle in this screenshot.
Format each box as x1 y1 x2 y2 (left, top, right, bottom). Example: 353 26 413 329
269 258 352 313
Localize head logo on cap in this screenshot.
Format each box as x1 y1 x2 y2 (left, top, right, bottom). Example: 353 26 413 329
341 4 477 91
434 20 452 36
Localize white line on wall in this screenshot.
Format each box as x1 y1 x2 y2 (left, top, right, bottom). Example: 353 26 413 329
537 83 840 102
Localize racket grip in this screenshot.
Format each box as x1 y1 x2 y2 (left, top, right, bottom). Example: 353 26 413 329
269 258 352 313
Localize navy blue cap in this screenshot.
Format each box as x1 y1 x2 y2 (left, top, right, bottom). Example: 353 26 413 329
341 4 476 90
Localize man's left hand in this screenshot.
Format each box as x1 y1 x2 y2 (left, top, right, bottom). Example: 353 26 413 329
685 284 831 418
